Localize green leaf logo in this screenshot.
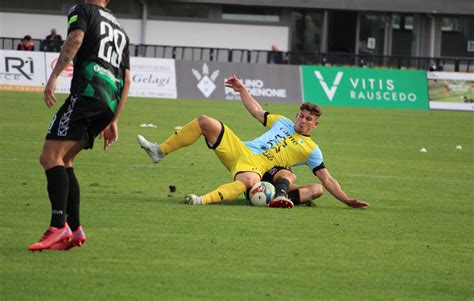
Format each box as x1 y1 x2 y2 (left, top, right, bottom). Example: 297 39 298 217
68 15 78 25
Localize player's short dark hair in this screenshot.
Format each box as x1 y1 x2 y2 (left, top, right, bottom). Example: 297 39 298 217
23 35 32 40
300 102 322 118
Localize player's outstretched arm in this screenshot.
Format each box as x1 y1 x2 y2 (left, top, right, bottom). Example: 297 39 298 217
315 168 369 208
225 75 265 123
44 29 84 108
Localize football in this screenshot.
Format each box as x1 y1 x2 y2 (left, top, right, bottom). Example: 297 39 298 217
248 181 276 206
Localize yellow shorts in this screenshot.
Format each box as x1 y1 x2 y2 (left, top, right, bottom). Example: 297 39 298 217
211 125 269 178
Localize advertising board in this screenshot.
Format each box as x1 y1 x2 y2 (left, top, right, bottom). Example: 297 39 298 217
45 52 73 94
129 57 177 99
427 71 474 111
301 65 429 110
0 50 46 91
175 60 302 103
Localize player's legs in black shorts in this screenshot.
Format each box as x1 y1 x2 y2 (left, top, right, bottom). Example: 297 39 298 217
262 166 302 205
39 94 114 248
244 166 295 201
46 94 114 149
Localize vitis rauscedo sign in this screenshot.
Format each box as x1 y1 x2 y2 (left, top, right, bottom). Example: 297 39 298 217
302 65 429 110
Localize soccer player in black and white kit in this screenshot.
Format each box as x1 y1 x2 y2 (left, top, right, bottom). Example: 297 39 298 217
28 0 130 251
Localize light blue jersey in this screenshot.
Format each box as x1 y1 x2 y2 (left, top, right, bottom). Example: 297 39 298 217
243 113 324 173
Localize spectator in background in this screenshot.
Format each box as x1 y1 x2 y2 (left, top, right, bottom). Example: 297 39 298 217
268 44 286 64
43 28 63 52
17 35 35 51
429 61 444 72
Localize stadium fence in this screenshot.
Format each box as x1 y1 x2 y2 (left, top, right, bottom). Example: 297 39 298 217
1 36 472 73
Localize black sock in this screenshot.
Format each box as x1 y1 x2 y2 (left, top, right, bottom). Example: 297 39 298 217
45 166 69 228
288 189 301 205
274 178 290 198
66 167 80 231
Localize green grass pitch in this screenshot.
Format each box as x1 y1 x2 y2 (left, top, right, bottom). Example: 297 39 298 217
1 91 473 300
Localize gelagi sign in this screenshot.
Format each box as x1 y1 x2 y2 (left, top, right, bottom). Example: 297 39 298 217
42 55 179 98
129 57 177 99
301 65 429 110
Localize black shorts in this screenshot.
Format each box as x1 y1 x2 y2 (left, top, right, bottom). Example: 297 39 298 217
46 95 114 149
245 166 294 200
261 166 293 183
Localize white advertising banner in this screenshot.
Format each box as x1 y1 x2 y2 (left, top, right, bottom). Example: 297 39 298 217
45 52 74 94
129 57 177 99
427 71 474 111
0 50 46 91
1 51 178 99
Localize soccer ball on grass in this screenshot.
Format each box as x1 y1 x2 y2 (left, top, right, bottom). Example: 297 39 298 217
248 181 276 206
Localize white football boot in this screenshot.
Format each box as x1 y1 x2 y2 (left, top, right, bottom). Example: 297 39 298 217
184 194 204 205
137 135 165 163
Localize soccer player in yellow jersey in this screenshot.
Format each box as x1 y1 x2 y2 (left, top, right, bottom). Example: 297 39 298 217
137 75 368 209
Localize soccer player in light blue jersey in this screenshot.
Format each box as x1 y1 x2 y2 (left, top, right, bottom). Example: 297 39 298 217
138 75 368 209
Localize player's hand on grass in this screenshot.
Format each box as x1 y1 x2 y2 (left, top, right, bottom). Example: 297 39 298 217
345 198 369 209
100 122 118 150
44 76 58 108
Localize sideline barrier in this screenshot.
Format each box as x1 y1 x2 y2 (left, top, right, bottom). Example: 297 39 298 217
175 60 302 103
427 72 474 111
1 50 46 88
45 52 74 94
5 50 471 112
0 50 178 99
301 65 429 110
129 57 177 99
0 50 301 103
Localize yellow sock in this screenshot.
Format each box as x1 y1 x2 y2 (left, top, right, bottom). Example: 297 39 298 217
160 119 202 155
202 181 247 204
